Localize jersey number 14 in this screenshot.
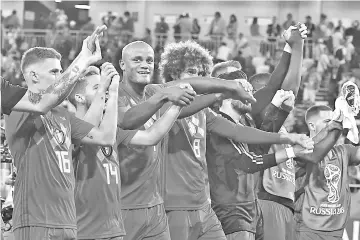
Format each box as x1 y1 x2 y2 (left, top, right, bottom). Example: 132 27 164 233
103 163 119 185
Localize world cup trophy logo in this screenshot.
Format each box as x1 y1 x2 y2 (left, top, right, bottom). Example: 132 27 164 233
324 164 341 203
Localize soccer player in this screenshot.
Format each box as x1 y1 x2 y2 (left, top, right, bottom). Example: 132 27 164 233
69 63 194 240
4 36 117 240
207 24 306 240
1 26 106 116
116 40 302 240
294 104 358 240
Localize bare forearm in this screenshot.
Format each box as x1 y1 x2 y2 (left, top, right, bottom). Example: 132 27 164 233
297 129 342 164
99 87 119 144
252 49 291 115
179 94 222 119
165 77 232 95
281 41 304 96
83 90 106 126
119 92 167 129
145 105 182 144
27 54 89 113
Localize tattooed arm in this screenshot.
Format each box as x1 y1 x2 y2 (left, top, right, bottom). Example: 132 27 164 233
12 26 105 114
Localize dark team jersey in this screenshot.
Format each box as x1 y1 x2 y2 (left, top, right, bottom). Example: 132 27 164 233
117 83 164 209
300 144 354 235
1 77 27 115
164 109 220 210
5 107 93 230
74 128 138 239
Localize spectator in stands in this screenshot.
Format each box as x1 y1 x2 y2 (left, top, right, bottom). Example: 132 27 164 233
52 26 73 69
337 20 346 35
179 13 192 41
226 14 238 40
332 25 344 50
346 21 360 63
315 13 328 40
215 42 231 63
236 32 251 57
123 11 134 38
303 65 321 104
208 11 226 41
81 17 95 32
4 10 20 29
232 50 246 70
173 15 182 42
305 16 316 39
102 11 114 27
250 17 261 37
283 13 296 30
155 16 169 46
266 16 281 39
142 28 152 46
191 18 201 40
108 16 123 37
345 35 355 70
56 9 68 28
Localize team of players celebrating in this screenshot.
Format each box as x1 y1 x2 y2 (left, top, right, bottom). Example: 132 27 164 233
1 21 360 240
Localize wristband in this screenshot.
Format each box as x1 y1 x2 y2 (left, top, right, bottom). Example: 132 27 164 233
285 147 296 159
284 43 292 54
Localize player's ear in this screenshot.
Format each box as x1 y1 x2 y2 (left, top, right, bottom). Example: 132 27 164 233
120 60 125 71
307 122 315 132
74 94 85 104
29 71 39 84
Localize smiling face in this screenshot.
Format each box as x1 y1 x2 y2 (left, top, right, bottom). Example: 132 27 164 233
120 41 154 86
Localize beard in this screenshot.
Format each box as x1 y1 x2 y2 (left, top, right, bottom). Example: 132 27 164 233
231 100 252 114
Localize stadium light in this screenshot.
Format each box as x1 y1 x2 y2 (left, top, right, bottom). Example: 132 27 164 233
75 5 91 10
54 0 62 2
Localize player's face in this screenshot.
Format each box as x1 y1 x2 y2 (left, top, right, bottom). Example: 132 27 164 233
121 45 154 85
312 111 333 135
83 74 101 107
179 65 206 79
32 58 63 90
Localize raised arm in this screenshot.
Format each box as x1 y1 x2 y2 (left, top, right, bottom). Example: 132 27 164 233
296 121 343 164
80 73 119 146
12 26 106 115
82 63 118 126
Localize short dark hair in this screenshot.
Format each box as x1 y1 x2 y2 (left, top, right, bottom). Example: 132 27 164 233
305 105 333 123
68 66 100 106
21 47 61 73
124 11 130 17
211 60 242 77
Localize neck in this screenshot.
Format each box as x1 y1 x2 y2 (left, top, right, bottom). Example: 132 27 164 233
219 105 241 122
75 104 88 120
124 76 146 98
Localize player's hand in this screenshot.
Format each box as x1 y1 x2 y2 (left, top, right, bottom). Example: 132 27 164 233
161 83 196 106
283 133 314 150
81 25 107 65
293 144 314 157
282 91 296 111
100 62 119 92
327 120 343 132
226 79 256 104
283 24 306 46
271 89 289 108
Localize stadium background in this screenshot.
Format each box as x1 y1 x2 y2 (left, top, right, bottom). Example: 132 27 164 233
1 0 360 239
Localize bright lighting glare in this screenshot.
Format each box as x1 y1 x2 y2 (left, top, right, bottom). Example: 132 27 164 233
54 0 62 2
75 5 91 10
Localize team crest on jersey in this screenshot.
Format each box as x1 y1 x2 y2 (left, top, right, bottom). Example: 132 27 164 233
285 159 294 169
101 146 113 157
324 164 341 203
53 128 65 145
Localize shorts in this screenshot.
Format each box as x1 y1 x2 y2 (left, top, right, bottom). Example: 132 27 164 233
226 231 255 240
122 204 170 240
166 203 226 240
259 199 295 240
13 226 76 240
296 231 342 240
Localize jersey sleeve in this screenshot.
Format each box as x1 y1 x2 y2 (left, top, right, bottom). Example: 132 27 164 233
68 112 94 141
1 77 27 115
116 127 139 145
144 83 165 98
